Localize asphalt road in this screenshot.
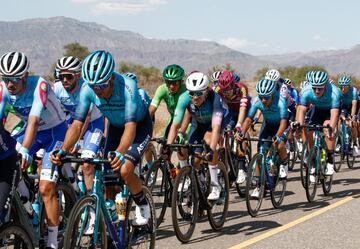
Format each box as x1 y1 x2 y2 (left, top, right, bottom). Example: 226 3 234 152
154 159 360 249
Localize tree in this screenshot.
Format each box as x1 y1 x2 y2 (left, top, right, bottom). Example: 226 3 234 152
63 42 90 60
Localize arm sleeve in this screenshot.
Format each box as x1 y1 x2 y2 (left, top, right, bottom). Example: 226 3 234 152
246 98 259 119
279 98 289 119
173 93 189 125
212 93 224 126
29 80 49 118
73 85 92 122
124 79 139 123
299 89 309 106
150 84 165 108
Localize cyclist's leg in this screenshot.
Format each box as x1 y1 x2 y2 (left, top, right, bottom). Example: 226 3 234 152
39 122 67 249
321 110 336 175
81 117 104 192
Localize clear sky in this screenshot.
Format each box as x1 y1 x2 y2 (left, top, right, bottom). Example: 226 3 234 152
2 0 360 55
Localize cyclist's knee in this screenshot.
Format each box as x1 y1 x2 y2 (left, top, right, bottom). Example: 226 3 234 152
120 161 135 182
39 180 56 198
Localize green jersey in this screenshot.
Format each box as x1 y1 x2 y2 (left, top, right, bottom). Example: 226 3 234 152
150 83 187 117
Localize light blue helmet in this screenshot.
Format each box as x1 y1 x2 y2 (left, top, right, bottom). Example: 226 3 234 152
338 75 351 86
306 70 328 86
125 72 137 83
82 50 115 85
256 78 276 96
233 73 240 83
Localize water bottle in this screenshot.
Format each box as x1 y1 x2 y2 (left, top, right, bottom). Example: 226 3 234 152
77 170 86 195
267 159 274 176
321 149 326 164
116 190 127 245
105 199 118 222
32 201 40 226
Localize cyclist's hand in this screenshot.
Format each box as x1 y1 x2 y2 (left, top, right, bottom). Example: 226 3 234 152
175 132 186 145
50 149 66 166
108 151 125 172
70 141 81 154
205 148 214 161
272 135 282 146
290 121 300 130
234 131 245 142
19 147 32 170
160 145 171 160
352 115 358 122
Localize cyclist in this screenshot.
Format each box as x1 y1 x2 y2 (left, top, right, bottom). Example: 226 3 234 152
216 70 251 184
338 75 358 156
238 78 289 197
0 52 67 249
0 122 18 224
50 50 152 226
211 70 222 91
295 70 342 177
53 56 104 193
166 71 230 200
149 64 187 138
265 69 284 90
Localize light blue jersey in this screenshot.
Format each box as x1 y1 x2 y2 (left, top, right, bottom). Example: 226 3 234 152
0 76 65 131
74 72 147 128
341 86 358 107
300 83 342 110
53 78 102 122
247 92 288 124
138 88 152 108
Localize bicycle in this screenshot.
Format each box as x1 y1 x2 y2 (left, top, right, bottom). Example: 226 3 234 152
241 137 287 217
298 124 334 203
0 222 34 249
58 156 156 249
144 137 177 228
169 142 229 243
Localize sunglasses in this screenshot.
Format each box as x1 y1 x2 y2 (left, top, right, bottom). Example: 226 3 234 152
88 81 110 91
165 80 180 86
189 90 206 97
59 74 75 81
340 85 349 89
222 88 233 94
312 87 325 92
259 95 271 100
2 76 23 84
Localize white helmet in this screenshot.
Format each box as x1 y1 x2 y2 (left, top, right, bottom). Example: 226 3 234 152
186 72 209 91
0 52 29 77
56 56 82 73
265 69 281 81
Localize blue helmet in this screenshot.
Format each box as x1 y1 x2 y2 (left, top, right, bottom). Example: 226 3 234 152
233 73 240 83
306 70 328 86
256 78 276 96
338 75 351 86
82 50 115 85
125 72 137 83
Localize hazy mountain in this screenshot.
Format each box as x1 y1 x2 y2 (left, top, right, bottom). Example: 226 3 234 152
0 16 273 79
260 45 360 77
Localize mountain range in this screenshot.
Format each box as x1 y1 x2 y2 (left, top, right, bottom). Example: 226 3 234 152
0 16 359 79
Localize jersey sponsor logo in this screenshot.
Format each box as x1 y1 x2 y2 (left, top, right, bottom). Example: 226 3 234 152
39 81 48 108
137 134 151 155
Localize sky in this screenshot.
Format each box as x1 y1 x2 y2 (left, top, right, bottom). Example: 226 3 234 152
2 0 360 55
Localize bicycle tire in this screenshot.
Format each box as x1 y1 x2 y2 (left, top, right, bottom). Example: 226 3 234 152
270 163 287 209
63 196 107 249
207 162 229 230
171 166 198 243
139 142 158 178
306 147 318 203
299 142 309 189
245 153 265 217
0 222 34 249
346 136 356 169
334 132 343 172
287 140 297 171
124 186 156 249
144 160 169 227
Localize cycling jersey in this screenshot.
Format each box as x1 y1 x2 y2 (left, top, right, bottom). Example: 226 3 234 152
217 82 250 113
139 88 152 108
0 123 16 160
150 83 187 117
247 92 288 125
74 72 148 128
53 78 102 122
0 77 65 131
173 90 229 127
341 86 358 109
300 83 342 110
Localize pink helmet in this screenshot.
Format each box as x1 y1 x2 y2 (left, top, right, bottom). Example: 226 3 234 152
218 70 235 90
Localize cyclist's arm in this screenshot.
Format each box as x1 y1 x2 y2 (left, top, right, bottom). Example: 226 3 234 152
0 83 9 121
329 108 339 130
103 117 109 138
167 122 181 145
21 115 39 151
296 105 307 125
149 105 157 119
241 117 253 134
149 85 165 119
237 106 247 125
351 100 357 117
116 121 137 154
61 120 84 152
167 93 188 144
253 109 262 122
179 109 191 134
275 119 288 137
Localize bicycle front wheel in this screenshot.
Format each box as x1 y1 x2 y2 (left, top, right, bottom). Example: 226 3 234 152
207 162 229 230
144 160 169 227
245 153 265 217
299 142 309 189
333 133 343 172
63 196 107 249
347 137 356 169
306 147 319 203
270 163 287 208
0 222 34 249
171 166 198 243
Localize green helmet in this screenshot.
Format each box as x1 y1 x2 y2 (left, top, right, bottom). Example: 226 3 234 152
163 64 184 81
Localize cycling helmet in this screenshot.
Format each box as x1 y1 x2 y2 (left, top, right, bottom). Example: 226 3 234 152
233 73 240 83
186 72 209 91
218 70 234 90
338 75 351 86
211 71 222 83
124 72 137 83
56 56 81 73
265 69 281 81
256 78 276 96
82 50 115 85
0 52 29 77
300 81 310 90
163 64 184 81
306 70 328 86
284 78 292 86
